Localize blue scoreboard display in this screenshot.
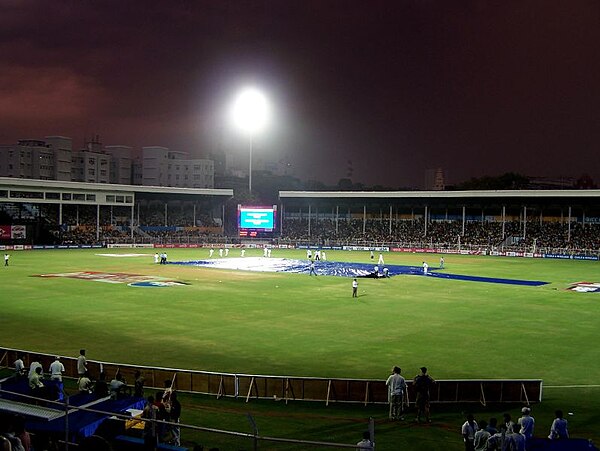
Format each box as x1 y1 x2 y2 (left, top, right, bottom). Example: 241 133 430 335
238 205 277 237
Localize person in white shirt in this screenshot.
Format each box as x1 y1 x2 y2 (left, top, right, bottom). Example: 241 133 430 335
462 414 479 450
14 354 26 378
263 247 268 257
241 249 246 257
422 261 428 275
77 349 87 376
224 248 229 257
386 366 407 420
28 361 43 379
518 407 535 440
352 278 358 298
154 253 159 264
378 253 384 265
267 248 272 257
219 248 223 258
209 248 214 258
321 251 327 261
307 249 312 259
4 253 9 266
49 356 65 381
356 431 373 451
548 409 568 439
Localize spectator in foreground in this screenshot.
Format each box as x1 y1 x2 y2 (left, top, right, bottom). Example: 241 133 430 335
518 406 535 440
94 372 109 398
548 409 569 439
134 371 146 398
14 354 26 379
109 373 127 400
356 431 374 451
473 420 490 451
77 349 87 377
78 371 93 394
461 413 478 451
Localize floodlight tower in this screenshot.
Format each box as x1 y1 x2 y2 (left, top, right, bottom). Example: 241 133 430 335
231 87 269 192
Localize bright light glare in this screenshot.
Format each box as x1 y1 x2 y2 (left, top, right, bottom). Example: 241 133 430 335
231 88 269 134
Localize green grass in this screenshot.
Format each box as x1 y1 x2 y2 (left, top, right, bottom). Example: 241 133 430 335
1 248 600 449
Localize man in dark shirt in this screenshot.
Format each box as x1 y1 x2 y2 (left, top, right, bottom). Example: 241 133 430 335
413 366 435 423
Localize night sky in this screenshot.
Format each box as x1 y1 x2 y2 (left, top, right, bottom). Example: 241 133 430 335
1 1 599 188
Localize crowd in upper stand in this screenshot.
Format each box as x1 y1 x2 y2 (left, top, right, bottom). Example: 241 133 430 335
280 218 600 252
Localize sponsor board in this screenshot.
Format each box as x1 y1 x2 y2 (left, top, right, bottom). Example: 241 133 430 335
567 282 600 293
35 271 188 288
107 243 155 249
342 246 390 252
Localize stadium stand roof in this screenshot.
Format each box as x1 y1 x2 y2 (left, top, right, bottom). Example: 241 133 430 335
0 177 233 197
279 189 600 199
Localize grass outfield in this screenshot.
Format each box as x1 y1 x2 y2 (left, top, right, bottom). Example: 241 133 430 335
1 248 600 449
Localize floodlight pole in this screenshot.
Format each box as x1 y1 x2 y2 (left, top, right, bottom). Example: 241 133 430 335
249 134 253 193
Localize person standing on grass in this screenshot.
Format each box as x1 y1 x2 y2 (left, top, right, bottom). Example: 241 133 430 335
461 413 478 451
386 366 407 420
414 366 435 423
309 260 317 276
352 278 358 298
474 420 491 451
518 406 535 440
422 261 428 275
440 256 445 269
77 349 87 377
4 253 9 266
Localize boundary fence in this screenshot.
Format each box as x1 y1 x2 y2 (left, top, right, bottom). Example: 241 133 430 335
0 347 542 407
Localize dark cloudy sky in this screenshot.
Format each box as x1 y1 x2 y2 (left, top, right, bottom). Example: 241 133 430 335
1 0 599 188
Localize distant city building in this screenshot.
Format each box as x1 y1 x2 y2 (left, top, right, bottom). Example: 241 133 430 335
425 168 445 191
0 135 214 189
142 146 214 188
45 136 73 181
68 137 110 183
528 176 575 190
104 145 133 185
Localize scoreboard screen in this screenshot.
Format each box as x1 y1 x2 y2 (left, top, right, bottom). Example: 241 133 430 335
238 205 277 237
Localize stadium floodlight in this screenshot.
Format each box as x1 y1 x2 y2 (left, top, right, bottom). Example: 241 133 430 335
231 87 270 192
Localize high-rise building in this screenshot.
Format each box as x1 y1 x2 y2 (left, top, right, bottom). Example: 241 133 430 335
425 168 445 191
104 145 133 185
45 136 73 181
